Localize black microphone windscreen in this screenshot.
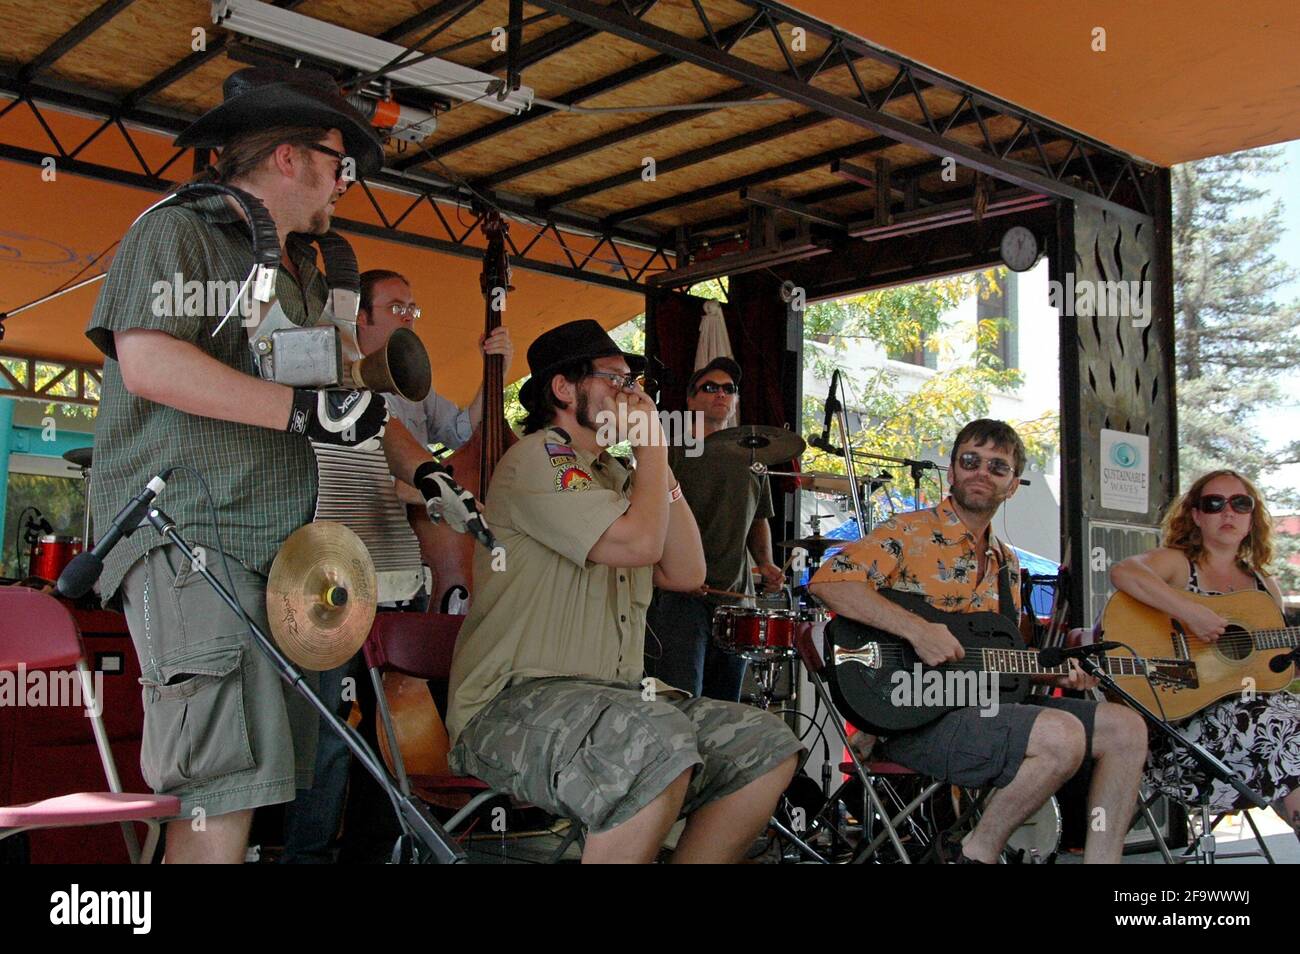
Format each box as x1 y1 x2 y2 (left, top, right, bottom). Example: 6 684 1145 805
55 552 104 599
1037 647 1065 668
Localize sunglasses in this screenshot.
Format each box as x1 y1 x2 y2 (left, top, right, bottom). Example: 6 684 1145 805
588 371 641 391
305 142 354 184
957 451 1013 477
1196 494 1254 515
698 381 738 395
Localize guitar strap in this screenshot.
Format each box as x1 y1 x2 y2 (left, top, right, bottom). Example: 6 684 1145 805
995 543 1018 625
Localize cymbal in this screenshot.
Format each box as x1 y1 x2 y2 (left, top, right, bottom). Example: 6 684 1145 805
801 470 893 496
267 521 378 671
62 446 93 469
775 534 840 555
711 424 805 465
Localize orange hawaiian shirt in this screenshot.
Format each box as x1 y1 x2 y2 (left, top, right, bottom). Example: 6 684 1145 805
810 496 1021 615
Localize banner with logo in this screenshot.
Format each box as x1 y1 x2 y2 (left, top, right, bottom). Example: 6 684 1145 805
1100 429 1149 514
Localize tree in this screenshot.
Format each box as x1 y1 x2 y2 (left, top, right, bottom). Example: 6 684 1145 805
1172 148 1300 485
801 273 1059 486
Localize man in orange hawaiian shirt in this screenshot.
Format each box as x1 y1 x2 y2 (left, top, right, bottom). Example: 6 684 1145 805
810 419 1147 863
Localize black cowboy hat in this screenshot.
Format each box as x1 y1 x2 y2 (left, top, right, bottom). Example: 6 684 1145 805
519 319 646 408
176 66 385 177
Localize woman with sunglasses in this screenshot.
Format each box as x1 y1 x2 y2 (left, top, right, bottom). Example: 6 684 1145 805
1110 470 1300 833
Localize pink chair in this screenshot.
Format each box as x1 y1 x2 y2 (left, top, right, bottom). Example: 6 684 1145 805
0 588 179 862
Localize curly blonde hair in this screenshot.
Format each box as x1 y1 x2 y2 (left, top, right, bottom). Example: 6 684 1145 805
1161 469 1273 571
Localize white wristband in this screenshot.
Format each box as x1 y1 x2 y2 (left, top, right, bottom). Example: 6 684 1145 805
668 482 683 503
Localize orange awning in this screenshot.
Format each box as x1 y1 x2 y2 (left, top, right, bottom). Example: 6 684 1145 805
794 0 1300 167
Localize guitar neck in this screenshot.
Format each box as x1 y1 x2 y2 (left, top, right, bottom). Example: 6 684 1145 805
1249 625 1300 652
978 648 1154 677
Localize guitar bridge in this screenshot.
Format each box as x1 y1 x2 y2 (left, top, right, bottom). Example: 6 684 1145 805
834 643 882 670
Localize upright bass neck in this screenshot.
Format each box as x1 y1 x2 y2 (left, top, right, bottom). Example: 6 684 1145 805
478 209 513 495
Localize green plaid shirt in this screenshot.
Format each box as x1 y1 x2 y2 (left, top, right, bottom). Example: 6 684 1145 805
87 194 326 601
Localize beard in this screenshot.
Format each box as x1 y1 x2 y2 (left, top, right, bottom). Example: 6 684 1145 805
300 162 334 235
951 478 1003 515
575 383 601 434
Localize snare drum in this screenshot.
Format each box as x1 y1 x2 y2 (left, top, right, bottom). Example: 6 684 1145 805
30 534 82 584
712 606 820 661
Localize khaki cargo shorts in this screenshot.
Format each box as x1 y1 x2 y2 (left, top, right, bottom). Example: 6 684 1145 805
448 676 804 833
120 545 319 820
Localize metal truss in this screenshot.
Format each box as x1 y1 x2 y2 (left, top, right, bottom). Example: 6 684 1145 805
530 0 1157 220
0 79 671 293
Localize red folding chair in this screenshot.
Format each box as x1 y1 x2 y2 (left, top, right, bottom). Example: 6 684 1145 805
362 611 581 857
0 589 179 863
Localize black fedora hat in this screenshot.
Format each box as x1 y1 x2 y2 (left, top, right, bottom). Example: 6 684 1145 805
519 319 646 408
176 66 385 177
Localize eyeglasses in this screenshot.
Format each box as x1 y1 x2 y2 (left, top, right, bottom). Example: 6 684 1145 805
697 381 737 395
305 143 354 184
587 371 641 391
1196 493 1254 515
957 451 1013 477
383 301 421 321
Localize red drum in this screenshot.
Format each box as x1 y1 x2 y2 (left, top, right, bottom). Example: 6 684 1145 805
29 535 82 584
713 606 821 660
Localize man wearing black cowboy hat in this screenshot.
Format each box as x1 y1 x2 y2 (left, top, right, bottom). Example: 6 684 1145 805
446 319 802 863
86 66 485 863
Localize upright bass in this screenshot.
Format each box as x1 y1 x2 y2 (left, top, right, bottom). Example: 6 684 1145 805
377 210 517 778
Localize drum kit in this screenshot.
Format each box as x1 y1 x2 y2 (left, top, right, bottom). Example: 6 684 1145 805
20 447 93 587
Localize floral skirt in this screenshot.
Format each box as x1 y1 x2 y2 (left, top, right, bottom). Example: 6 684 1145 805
1145 691 1300 813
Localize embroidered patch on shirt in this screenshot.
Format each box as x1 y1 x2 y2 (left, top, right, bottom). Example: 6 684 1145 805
545 442 577 466
555 465 593 492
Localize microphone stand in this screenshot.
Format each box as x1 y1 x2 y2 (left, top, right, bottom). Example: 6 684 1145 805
1072 648 1269 863
143 505 465 864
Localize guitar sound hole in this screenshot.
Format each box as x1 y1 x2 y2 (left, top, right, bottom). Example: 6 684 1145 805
1217 625 1252 662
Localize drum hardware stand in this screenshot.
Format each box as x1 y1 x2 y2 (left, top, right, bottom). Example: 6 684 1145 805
1074 646 1268 864
140 504 465 864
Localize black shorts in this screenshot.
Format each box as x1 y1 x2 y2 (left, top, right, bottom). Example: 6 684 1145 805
880 695 1098 788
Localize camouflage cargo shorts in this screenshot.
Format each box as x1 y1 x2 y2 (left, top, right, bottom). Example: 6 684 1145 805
448 676 805 833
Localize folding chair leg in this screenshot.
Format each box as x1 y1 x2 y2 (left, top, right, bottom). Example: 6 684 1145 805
853 779 943 864
137 821 162 864
443 789 500 833
546 820 584 863
768 813 828 863
1242 810 1277 864
1137 789 1178 865
368 665 412 797
803 664 912 863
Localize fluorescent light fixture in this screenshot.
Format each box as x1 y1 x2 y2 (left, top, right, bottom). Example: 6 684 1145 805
212 0 534 115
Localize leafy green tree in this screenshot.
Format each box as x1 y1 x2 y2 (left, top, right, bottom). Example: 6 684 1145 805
801 274 1058 481
1173 147 1300 484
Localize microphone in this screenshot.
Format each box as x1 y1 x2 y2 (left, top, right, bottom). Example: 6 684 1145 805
808 369 842 454
1037 641 1122 668
56 471 171 598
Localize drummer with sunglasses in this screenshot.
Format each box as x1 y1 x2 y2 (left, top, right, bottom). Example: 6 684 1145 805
1110 470 1300 834
643 357 783 703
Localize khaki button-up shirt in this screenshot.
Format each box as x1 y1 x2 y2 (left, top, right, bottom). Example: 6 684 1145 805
446 427 652 742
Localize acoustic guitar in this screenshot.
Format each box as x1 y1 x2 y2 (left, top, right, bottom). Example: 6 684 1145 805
825 589 1195 734
1098 589 1296 721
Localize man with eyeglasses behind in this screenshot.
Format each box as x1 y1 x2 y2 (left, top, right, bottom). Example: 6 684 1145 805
643 358 784 703
357 269 514 466
809 419 1148 863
